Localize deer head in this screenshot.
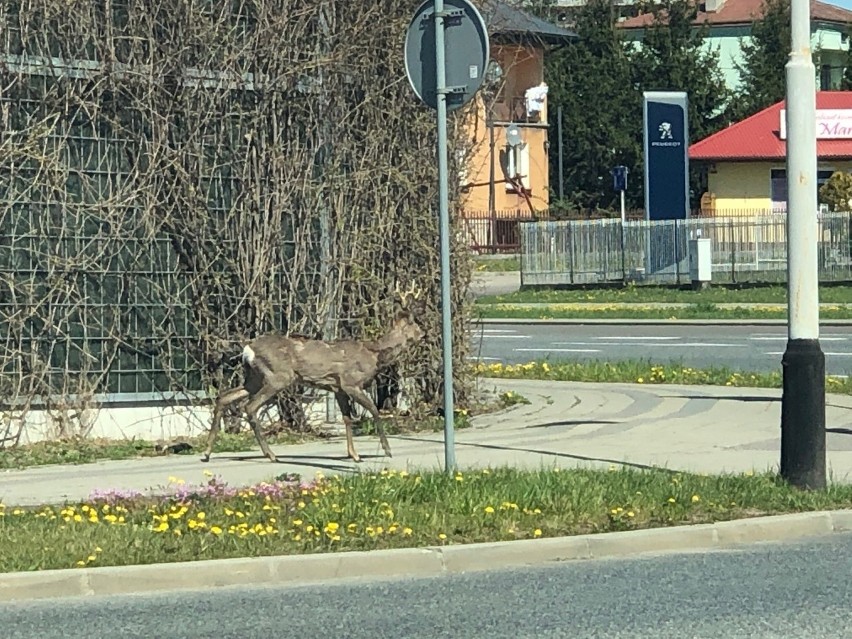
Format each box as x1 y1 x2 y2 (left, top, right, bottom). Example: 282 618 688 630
391 281 425 341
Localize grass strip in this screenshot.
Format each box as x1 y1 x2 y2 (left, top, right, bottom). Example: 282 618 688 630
475 285 852 306
473 360 852 394
3 467 852 573
475 303 852 321
473 256 521 272
0 432 305 471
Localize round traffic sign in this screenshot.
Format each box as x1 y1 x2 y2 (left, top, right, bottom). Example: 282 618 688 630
404 0 490 112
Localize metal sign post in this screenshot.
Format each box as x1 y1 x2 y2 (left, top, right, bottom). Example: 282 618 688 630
612 165 628 224
404 0 488 474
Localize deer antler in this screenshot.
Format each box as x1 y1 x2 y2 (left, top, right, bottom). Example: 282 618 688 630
396 281 422 307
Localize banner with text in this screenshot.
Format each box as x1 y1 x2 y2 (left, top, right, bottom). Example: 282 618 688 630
643 92 689 222
643 92 689 275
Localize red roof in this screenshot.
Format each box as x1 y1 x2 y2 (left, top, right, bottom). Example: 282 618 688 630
619 0 852 29
689 91 852 162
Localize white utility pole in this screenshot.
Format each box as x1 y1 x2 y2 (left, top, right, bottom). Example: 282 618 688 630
780 0 825 489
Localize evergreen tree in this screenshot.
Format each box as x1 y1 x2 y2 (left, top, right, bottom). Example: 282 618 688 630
631 0 730 207
632 0 730 143
542 0 642 211
841 27 852 90
734 0 791 120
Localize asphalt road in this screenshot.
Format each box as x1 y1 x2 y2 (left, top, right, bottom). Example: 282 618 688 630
470 322 852 375
4 533 852 638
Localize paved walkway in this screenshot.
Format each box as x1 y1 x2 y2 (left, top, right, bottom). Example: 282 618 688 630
4 378 852 506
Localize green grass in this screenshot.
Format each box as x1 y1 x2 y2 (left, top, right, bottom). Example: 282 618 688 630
476 284 852 306
0 432 305 471
3 467 852 573
473 359 852 394
473 256 521 272
474 303 852 321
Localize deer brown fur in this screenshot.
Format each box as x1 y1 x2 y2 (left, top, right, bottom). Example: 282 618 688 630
202 295 424 463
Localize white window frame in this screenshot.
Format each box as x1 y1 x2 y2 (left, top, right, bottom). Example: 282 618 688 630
505 141 530 192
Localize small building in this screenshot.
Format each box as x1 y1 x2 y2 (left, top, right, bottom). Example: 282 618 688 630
462 1 576 215
689 91 852 215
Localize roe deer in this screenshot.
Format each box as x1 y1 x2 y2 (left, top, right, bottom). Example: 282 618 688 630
202 287 425 463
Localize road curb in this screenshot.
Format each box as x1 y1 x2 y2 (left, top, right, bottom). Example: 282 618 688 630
474 318 852 326
1 510 850 603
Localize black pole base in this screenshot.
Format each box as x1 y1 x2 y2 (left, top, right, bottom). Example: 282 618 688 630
780 338 826 490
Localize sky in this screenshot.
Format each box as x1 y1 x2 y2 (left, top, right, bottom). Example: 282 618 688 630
831 0 852 9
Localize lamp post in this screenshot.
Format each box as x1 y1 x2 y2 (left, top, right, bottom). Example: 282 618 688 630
780 0 825 490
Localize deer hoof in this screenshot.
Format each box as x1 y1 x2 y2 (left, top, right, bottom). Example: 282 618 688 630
200 454 211 463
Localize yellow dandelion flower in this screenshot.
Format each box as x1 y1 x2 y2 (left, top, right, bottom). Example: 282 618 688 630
210 526 223 535
533 529 542 537
438 533 447 540
484 506 495 514
691 495 700 503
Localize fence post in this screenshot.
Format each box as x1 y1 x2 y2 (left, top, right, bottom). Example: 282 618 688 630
730 218 736 283
519 223 525 288
569 221 575 284
674 219 680 285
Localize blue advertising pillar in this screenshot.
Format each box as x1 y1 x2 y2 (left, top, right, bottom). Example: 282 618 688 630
643 91 689 276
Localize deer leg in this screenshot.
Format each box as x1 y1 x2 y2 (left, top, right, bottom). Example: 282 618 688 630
345 387 392 458
202 387 250 462
244 385 280 462
334 391 361 462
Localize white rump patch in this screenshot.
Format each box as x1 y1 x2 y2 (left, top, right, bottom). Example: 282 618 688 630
242 345 255 365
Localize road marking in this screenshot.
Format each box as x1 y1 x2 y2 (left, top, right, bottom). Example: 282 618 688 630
643 342 737 348
480 329 521 334
750 336 846 341
485 335 531 339
467 356 501 361
596 336 680 340
514 348 602 354
551 341 736 348
766 351 852 357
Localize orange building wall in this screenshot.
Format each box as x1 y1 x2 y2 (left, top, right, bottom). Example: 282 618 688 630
459 43 550 216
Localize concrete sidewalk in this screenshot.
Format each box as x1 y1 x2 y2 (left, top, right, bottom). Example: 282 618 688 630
4 378 852 506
